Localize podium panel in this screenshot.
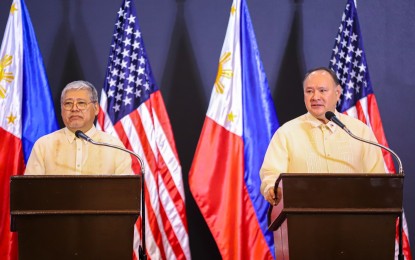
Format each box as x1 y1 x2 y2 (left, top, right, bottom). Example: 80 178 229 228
268 173 403 260
10 175 141 260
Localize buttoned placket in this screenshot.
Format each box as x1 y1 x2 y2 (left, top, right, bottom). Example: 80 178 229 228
75 138 83 174
320 124 331 172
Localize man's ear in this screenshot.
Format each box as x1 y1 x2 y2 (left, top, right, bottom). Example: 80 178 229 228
94 102 99 116
335 84 341 97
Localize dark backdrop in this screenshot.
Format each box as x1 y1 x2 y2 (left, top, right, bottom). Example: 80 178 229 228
1 0 414 258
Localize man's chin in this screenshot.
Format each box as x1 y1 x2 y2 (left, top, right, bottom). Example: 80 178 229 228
309 111 327 121
67 124 84 131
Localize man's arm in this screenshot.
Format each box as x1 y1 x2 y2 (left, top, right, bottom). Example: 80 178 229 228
114 151 133 175
363 127 388 173
260 130 289 204
24 140 46 175
112 138 133 175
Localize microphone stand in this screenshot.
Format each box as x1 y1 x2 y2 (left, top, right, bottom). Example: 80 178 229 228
331 120 405 260
76 132 147 260
341 127 404 175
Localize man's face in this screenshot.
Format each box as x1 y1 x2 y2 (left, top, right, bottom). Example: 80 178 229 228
303 70 341 123
61 89 98 133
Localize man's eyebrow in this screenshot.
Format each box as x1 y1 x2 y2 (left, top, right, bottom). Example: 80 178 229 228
63 98 88 101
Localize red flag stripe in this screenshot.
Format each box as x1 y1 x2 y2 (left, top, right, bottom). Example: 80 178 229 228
344 94 396 173
190 118 274 259
357 96 371 125
354 99 368 124
149 110 188 228
151 105 186 202
106 104 189 259
0 129 24 260
155 183 187 259
131 102 188 231
126 107 189 255
343 95 411 258
148 92 181 162
98 1 190 257
112 117 168 258
128 106 188 227
118 113 171 258
366 95 396 172
144 184 168 260
396 217 413 259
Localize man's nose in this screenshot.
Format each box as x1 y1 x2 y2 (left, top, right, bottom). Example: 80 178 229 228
311 92 320 100
71 103 81 111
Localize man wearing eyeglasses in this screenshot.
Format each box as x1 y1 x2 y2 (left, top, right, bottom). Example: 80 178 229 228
25 80 132 175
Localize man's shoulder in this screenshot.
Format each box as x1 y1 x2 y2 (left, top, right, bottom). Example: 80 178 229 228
279 113 308 130
338 113 370 129
36 128 65 142
95 130 124 145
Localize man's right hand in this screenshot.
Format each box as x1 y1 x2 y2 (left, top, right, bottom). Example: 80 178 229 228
265 187 281 206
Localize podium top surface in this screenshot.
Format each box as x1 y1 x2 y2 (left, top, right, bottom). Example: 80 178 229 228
268 173 404 230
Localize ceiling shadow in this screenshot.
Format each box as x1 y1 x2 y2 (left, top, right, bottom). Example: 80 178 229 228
273 1 307 125
72 0 101 92
46 1 85 127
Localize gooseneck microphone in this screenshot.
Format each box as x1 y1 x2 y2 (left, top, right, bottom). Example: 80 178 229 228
325 111 406 260
75 130 144 168
75 130 147 260
324 111 347 130
74 130 93 142
324 111 403 175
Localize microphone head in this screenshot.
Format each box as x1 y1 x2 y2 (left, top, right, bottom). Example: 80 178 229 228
325 111 336 121
75 130 83 138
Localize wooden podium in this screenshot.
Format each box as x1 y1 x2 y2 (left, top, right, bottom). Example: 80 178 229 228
10 175 141 260
268 173 403 260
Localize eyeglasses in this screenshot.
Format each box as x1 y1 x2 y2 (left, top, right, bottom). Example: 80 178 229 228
62 100 95 111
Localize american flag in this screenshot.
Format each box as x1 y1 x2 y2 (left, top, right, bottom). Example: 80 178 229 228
329 0 395 172
96 0 191 259
329 0 412 259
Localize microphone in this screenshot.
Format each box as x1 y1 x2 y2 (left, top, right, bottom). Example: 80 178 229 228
325 111 406 260
75 130 93 142
74 130 144 167
324 111 404 175
74 130 147 260
324 111 346 130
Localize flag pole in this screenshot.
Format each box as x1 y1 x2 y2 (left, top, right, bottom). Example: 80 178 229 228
139 167 147 260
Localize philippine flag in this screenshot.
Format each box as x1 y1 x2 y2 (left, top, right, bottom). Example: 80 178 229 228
188 0 279 259
0 0 59 259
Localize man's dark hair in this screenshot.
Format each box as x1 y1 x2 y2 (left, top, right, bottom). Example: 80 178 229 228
303 67 340 86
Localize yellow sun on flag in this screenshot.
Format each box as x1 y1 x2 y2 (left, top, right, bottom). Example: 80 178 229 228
7 112 17 124
10 3 18 14
214 52 233 94
230 4 236 15
0 55 14 99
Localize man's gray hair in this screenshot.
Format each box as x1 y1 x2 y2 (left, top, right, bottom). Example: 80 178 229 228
61 80 98 103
